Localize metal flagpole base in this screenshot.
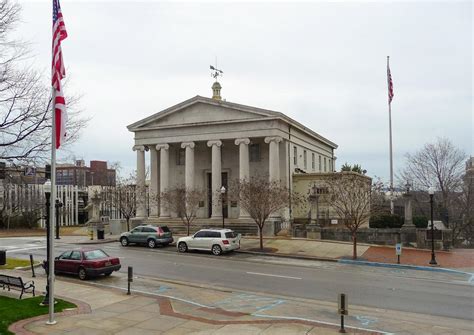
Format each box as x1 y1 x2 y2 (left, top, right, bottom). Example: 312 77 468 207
46 320 57 325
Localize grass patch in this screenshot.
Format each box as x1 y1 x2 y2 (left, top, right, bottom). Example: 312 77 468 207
0 258 39 270
0 295 76 335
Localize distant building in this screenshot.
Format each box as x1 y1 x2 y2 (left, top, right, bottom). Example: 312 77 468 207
56 160 116 187
0 162 47 185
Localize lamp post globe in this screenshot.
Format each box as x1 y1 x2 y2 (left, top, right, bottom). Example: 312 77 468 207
220 186 226 228
428 186 437 265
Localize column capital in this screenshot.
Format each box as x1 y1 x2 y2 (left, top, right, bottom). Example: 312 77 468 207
156 143 169 151
264 136 283 144
234 138 250 146
181 141 196 149
207 140 222 148
132 145 146 151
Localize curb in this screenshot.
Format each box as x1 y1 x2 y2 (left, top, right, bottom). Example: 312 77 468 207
235 249 338 262
74 238 118 245
338 259 474 277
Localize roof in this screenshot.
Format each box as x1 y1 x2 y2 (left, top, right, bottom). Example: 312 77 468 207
127 95 338 149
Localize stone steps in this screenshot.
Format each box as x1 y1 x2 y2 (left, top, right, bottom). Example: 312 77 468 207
144 218 258 236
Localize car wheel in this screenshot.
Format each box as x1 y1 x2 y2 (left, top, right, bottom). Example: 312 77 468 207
78 267 87 280
211 244 222 256
104 272 112 277
178 242 188 253
147 239 157 249
120 237 129 247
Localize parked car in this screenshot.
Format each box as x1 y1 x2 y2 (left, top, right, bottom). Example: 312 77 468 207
176 228 241 256
120 225 173 248
45 248 121 280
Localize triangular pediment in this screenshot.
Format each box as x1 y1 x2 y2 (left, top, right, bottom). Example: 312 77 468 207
128 96 278 131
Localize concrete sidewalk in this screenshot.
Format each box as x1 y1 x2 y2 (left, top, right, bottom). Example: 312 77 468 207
2 269 472 335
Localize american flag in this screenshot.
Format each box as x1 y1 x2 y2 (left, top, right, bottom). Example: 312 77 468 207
52 0 68 149
387 57 394 104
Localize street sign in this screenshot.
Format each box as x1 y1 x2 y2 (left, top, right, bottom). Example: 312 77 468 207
24 166 36 176
396 243 402 256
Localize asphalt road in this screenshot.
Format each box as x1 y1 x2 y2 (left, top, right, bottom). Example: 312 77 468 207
2 237 473 320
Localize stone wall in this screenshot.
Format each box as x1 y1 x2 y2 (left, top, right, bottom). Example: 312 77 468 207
293 225 453 249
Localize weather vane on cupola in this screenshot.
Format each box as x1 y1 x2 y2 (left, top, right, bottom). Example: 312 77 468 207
210 60 223 101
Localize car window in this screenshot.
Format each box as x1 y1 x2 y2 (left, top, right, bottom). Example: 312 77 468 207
143 227 156 233
225 232 237 238
59 251 72 259
132 227 143 233
84 250 109 260
194 231 207 238
160 226 170 232
70 251 81 260
209 231 221 238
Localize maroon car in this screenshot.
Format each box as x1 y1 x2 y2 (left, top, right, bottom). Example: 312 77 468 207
51 248 121 280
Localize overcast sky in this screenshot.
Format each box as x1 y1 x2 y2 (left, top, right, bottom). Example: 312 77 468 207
16 0 473 184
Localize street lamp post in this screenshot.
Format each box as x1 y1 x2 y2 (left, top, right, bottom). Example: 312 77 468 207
220 186 226 228
41 180 51 306
55 199 63 240
428 186 437 265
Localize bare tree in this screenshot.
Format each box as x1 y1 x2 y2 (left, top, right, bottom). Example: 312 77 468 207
399 138 466 228
115 176 137 231
326 172 384 259
0 0 88 164
160 186 206 236
230 176 300 250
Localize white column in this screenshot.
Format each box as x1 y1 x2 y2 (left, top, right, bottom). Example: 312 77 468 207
235 138 250 218
265 136 282 182
156 144 170 218
149 147 159 217
207 140 223 219
181 142 195 190
133 145 146 217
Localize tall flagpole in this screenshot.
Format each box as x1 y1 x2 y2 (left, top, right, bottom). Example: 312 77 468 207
48 88 57 325
387 56 394 215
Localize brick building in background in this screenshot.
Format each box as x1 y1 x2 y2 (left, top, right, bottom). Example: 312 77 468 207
56 160 116 187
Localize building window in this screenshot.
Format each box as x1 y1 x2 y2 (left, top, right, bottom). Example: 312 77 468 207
249 144 261 162
324 157 327 172
319 155 322 171
293 146 297 165
303 150 307 169
312 153 315 170
176 148 185 165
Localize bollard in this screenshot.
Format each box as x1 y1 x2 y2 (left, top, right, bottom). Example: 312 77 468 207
338 293 348 333
30 254 36 278
127 266 133 295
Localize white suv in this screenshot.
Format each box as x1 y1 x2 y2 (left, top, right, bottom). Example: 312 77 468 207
176 229 241 256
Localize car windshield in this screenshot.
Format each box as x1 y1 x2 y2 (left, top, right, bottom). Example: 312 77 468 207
225 232 237 238
84 250 109 260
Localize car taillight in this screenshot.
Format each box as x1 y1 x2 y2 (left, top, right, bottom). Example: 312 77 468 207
157 228 164 237
222 240 229 245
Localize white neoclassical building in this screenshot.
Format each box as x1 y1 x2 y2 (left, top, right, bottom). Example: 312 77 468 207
127 84 338 228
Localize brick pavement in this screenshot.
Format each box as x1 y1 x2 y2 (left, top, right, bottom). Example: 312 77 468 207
361 246 474 269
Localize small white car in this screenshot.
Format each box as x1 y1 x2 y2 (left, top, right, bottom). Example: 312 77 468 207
176 229 241 256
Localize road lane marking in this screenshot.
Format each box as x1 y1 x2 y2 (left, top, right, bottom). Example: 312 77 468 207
246 272 302 280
